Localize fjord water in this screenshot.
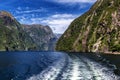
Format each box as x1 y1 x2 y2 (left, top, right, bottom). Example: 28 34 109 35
0 52 120 80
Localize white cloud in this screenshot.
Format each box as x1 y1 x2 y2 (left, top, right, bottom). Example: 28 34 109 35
48 0 97 10
40 14 79 34
30 18 43 24
51 14 74 18
16 9 47 14
15 7 47 14
17 13 80 34
17 7 22 10
41 18 73 33
53 0 97 3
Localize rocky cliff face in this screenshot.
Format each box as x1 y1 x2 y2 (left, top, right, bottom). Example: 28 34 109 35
23 24 56 51
0 11 38 51
56 0 120 53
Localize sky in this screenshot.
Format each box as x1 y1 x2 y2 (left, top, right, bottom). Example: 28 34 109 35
0 0 96 34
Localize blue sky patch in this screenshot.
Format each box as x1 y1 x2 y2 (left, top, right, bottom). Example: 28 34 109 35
0 0 96 33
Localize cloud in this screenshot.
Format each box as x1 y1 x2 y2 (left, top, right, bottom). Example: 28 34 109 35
17 7 22 10
40 14 79 34
46 0 97 10
16 16 43 24
15 7 47 14
52 0 97 3
13 6 83 34
16 13 81 34
42 19 73 34
51 14 75 18
16 9 47 14
17 13 79 34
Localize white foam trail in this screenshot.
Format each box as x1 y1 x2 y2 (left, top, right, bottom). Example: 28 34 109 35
60 56 93 80
60 55 120 80
60 58 83 80
26 54 120 80
70 60 83 80
70 57 93 80
26 56 66 80
81 57 120 80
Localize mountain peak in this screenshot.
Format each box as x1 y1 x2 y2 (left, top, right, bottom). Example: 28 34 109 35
0 11 16 26
0 11 14 19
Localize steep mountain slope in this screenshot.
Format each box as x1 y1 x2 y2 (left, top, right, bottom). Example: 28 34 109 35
56 0 120 53
0 11 38 51
23 24 56 51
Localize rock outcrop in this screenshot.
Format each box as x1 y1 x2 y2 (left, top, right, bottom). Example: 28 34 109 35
56 0 120 54
0 11 56 51
23 24 56 51
0 11 38 51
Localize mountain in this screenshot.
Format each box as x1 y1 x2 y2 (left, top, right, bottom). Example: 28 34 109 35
0 11 38 51
23 24 56 51
56 0 120 54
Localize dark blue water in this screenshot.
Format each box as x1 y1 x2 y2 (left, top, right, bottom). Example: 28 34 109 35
0 52 67 80
0 52 119 80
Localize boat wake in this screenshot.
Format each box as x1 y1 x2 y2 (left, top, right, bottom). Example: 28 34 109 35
26 54 120 80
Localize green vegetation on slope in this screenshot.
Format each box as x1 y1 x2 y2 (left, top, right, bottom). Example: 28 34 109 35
0 11 38 51
56 0 120 53
23 24 55 51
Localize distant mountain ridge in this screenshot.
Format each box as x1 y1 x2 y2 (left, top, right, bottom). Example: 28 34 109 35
0 11 56 51
0 11 38 51
23 24 56 51
56 0 120 54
